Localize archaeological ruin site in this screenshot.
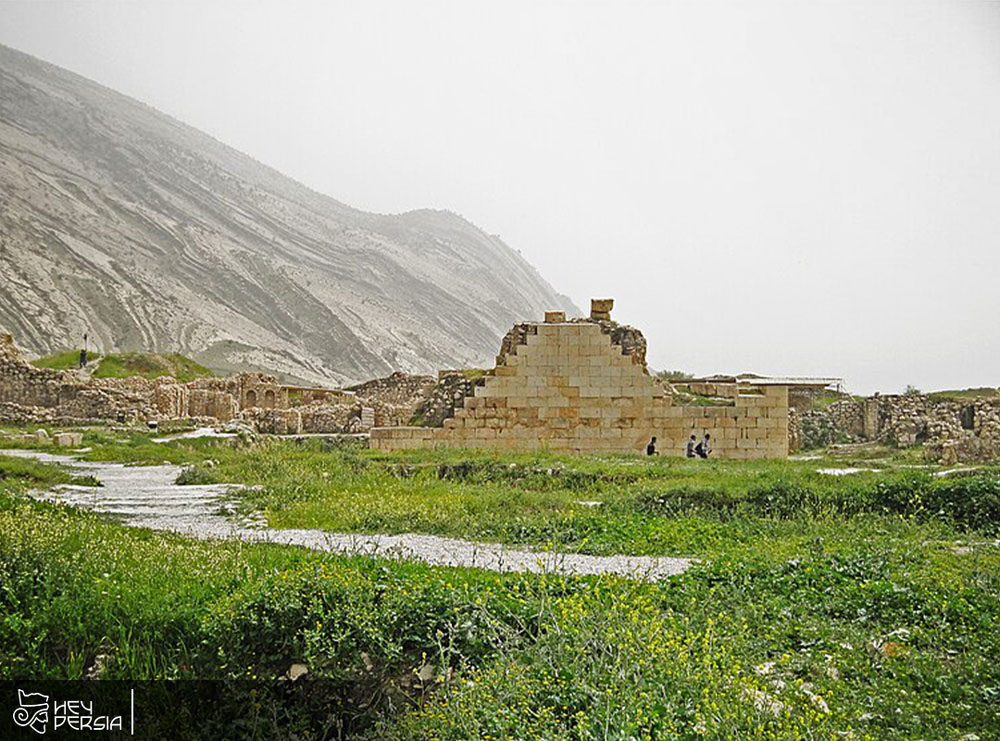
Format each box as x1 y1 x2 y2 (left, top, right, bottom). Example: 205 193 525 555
371 301 802 458
2 299 998 461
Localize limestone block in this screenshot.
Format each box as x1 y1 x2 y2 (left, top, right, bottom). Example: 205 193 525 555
54 432 83 447
590 298 614 320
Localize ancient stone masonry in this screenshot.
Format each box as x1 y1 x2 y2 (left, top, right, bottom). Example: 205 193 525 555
371 302 794 458
411 371 488 427
350 371 437 427
0 332 374 434
497 310 648 371
791 391 1000 463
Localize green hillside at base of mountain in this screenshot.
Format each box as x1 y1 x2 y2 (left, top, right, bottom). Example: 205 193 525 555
30 349 102 371
32 350 215 383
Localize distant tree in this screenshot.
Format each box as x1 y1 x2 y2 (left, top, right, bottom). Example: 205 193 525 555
656 370 694 382
903 384 922 396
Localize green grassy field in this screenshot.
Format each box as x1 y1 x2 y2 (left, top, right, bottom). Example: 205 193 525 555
1 428 998 738
31 350 215 382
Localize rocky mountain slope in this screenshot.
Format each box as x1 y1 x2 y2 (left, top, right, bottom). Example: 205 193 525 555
0 44 576 385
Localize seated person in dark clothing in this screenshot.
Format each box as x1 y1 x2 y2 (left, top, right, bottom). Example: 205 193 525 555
685 434 696 458
646 436 657 456
694 433 711 459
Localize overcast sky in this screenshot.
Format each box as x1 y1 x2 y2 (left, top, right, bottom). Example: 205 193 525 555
1 0 998 393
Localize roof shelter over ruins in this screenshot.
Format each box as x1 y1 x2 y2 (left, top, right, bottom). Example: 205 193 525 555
371 299 837 458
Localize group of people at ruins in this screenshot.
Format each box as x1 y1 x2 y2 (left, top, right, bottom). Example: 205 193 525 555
645 433 711 458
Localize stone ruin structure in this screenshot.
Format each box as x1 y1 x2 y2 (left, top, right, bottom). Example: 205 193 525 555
0 332 484 436
0 333 375 434
7 308 994 462
789 392 1000 464
371 300 814 459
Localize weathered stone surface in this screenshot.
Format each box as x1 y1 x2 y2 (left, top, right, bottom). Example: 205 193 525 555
53 431 83 447
590 298 614 320
0 334 377 435
790 392 1000 463
497 318 648 371
350 371 437 427
411 371 487 427
373 315 790 459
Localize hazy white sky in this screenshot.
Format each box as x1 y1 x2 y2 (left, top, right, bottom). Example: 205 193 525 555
2 0 998 393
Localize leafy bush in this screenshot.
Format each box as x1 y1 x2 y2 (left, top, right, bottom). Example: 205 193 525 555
174 465 218 485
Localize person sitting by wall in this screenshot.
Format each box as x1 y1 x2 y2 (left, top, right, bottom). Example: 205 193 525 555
695 433 711 459
646 436 657 456
686 434 697 458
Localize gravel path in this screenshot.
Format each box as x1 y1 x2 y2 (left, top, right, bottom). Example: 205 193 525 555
1 450 692 580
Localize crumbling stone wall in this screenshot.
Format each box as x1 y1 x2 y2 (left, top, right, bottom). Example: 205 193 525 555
411 371 487 427
240 407 302 435
0 333 369 433
297 401 374 434
372 320 790 458
187 374 287 413
0 334 21 364
827 400 865 438
350 371 436 427
686 382 738 399
791 392 1000 462
496 318 648 371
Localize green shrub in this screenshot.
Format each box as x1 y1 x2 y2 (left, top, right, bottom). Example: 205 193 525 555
174 465 218 485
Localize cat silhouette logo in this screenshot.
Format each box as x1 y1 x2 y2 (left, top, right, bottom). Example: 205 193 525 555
13 690 49 734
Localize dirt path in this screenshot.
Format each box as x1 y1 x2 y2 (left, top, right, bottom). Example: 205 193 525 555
1 450 692 580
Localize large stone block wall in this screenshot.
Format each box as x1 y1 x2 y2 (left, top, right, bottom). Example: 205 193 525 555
371 322 789 458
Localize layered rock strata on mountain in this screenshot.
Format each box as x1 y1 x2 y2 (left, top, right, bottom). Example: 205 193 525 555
0 43 576 385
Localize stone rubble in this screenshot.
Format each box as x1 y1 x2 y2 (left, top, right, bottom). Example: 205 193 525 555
789 392 1000 463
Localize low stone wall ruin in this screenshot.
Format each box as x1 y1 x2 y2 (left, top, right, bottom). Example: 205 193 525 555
789 392 1000 463
350 371 437 427
0 333 375 434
